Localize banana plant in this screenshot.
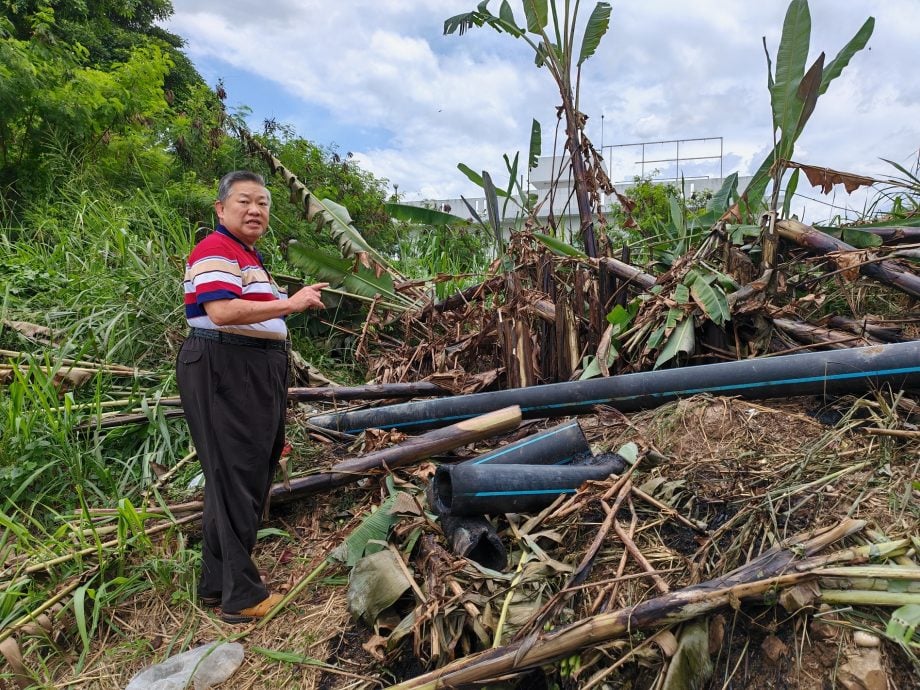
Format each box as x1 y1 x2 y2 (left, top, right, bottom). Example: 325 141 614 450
737 0 874 220
445 0 612 257
456 118 542 253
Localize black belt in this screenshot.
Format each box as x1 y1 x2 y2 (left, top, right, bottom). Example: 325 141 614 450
190 327 289 351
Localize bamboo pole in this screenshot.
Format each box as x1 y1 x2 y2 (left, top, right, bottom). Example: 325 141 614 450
6 513 201 577
74 383 453 431
287 382 451 402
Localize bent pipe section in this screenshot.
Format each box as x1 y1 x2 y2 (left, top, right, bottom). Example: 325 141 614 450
311 341 920 433
432 461 625 517
464 421 590 466
439 515 507 571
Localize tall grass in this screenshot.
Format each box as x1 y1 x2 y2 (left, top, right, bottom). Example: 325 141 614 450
0 160 202 512
0 158 214 683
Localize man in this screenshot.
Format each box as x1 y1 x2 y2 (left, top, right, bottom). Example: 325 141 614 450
177 170 328 623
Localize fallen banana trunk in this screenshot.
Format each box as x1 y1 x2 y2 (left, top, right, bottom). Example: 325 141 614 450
772 317 884 348
270 406 522 504
420 275 505 316
776 218 920 299
598 257 657 290
387 520 910 690
74 382 453 431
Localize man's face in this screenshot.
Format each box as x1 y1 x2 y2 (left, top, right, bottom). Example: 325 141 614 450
215 180 270 247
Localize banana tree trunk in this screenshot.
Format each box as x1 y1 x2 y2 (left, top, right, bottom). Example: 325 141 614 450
561 100 598 258
776 219 920 299
772 317 884 349
270 406 521 503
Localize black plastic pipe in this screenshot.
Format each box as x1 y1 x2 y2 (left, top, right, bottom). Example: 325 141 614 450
439 515 507 571
432 461 625 516
464 421 590 466
311 341 920 433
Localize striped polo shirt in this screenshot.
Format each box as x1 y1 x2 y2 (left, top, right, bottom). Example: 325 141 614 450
183 225 287 340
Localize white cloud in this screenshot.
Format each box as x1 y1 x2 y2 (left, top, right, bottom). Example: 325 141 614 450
167 0 920 216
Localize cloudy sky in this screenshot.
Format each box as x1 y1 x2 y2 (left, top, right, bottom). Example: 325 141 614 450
166 1 919 220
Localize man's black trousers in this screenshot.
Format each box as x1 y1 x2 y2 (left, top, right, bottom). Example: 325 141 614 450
176 335 288 611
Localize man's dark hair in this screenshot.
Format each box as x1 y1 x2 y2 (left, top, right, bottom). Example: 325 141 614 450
217 171 270 203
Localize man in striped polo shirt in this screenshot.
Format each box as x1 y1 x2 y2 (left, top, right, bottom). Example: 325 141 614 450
177 170 327 623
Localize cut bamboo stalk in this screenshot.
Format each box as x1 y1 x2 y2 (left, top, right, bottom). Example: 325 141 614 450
0 349 144 374
13 513 201 576
288 382 450 402
75 383 453 431
270 406 522 503
0 574 86 645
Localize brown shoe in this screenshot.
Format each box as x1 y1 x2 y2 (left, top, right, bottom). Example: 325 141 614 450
220 593 284 624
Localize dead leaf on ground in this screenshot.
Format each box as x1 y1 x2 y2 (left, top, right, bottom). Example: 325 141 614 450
831 250 870 281
362 428 409 453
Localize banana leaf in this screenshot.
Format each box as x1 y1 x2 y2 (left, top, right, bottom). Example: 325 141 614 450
533 232 587 258
771 0 810 138
819 17 874 95
528 118 542 171
287 243 400 303
330 492 406 567
840 227 883 248
689 274 730 327
885 604 920 646
482 169 503 248
385 202 466 226
654 317 695 369
522 0 548 33
782 168 800 219
457 163 509 197
577 2 612 66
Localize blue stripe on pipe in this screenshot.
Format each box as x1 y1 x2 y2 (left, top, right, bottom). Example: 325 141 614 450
470 422 579 464
534 365 920 410
468 488 579 497
344 364 920 433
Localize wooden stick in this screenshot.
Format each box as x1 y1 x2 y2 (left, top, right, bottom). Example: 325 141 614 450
612 507 670 595
630 486 707 532
861 427 920 439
